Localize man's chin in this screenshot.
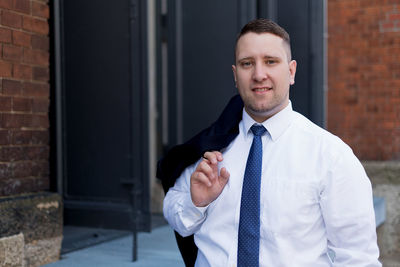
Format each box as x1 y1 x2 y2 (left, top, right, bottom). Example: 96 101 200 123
246 103 285 120
245 106 271 119
250 108 274 117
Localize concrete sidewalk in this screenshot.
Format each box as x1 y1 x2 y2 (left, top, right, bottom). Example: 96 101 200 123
44 225 184 267
44 197 385 267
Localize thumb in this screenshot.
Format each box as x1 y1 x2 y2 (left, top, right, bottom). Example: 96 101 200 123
218 167 230 187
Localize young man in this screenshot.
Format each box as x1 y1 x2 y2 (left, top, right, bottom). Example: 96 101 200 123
161 19 381 266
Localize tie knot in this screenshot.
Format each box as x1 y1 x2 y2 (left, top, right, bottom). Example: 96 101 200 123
250 125 266 136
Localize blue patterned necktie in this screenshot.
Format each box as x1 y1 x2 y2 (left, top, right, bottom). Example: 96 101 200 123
238 125 266 266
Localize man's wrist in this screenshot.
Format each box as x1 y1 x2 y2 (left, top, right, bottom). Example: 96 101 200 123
187 194 209 216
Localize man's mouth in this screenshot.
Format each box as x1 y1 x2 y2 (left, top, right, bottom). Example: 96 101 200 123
252 87 272 92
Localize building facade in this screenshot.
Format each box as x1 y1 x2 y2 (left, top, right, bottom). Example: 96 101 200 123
0 0 399 265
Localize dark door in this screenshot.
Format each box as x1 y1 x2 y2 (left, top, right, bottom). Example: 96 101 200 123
59 0 150 231
161 0 324 147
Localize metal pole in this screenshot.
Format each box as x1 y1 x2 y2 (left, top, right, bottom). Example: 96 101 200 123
121 178 139 262
131 183 138 261
128 0 139 261
53 0 64 195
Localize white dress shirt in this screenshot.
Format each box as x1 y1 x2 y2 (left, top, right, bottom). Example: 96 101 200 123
163 102 381 267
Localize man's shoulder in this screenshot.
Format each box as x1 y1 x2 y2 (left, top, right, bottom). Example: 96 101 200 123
290 111 353 155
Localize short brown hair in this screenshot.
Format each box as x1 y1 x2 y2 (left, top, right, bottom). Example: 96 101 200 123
235 18 292 61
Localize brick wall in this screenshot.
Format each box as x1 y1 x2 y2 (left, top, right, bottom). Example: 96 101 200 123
328 0 400 160
0 0 50 196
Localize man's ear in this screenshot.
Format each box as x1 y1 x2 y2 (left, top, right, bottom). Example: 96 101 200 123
232 65 237 86
289 60 297 85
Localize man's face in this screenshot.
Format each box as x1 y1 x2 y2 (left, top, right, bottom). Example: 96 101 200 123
232 32 297 122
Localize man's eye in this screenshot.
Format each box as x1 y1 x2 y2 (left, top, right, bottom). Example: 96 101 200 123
241 61 252 67
266 60 276 65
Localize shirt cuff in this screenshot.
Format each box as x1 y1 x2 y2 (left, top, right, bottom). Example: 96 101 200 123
185 193 209 215
177 193 209 227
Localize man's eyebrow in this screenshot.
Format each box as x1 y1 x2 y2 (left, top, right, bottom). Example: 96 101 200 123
237 56 254 62
238 55 281 61
263 55 281 59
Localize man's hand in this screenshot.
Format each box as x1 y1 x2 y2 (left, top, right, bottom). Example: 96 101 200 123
190 151 230 207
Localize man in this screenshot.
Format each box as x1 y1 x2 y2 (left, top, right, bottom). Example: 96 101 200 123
161 19 381 266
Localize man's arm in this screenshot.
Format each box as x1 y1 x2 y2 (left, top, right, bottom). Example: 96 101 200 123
163 151 230 237
320 145 381 266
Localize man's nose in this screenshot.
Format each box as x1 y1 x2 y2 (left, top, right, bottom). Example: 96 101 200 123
252 64 268 82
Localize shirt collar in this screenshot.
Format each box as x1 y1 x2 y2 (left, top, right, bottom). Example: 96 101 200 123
242 101 294 141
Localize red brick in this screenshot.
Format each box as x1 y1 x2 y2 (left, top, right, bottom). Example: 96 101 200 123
0 60 13 77
0 178 22 196
0 0 12 9
13 0 30 14
389 13 400 21
0 130 10 145
2 79 22 95
382 22 394 29
12 161 32 178
0 114 4 128
328 1 400 160
29 146 49 160
31 130 48 144
34 146 49 160
31 114 48 128
22 16 48 35
31 160 49 176
12 30 31 47
31 35 48 50
13 63 32 79
33 176 49 191
0 28 12 43
32 97 48 113
2 44 23 61
11 129 31 144
22 82 49 97
1 113 28 128
12 97 32 112
32 1 49 18
0 163 12 179
0 96 12 111
0 146 22 161
5 176 49 194
23 48 49 65
0 146 48 161
32 66 48 81
1 10 22 29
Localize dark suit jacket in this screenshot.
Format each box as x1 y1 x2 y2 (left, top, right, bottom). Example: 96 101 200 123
156 94 244 266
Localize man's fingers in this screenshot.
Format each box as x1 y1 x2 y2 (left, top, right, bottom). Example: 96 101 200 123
198 160 216 180
214 167 229 189
219 167 230 182
193 171 212 187
195 151 225 187
203 151 218 164
215 151 223 162
203 151 223 164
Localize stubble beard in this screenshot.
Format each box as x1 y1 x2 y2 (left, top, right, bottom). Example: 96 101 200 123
244 93 289 122
246 103 276 120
